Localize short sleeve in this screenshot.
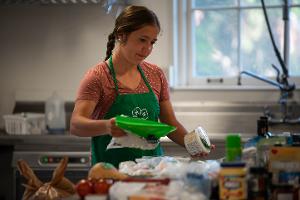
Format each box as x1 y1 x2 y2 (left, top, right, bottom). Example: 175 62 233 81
76 68 102 102
157 68 170 102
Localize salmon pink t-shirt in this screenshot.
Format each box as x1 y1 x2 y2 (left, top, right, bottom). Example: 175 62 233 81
76 61 170 119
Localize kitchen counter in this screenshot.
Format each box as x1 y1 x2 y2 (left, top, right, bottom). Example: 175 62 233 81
0 131 90 152
0 131 254 144
0 130 255 160
0 130 254 199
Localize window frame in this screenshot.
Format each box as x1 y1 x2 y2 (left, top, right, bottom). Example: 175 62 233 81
172 0 300 89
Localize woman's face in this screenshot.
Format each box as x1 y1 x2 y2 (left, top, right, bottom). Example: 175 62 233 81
120 25 159 65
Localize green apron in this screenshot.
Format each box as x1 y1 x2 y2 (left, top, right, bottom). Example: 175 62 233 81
91 56 163 168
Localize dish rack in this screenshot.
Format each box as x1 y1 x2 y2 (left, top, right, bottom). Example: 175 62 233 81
3 113 46 135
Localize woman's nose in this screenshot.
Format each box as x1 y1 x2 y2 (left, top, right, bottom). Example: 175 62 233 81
142 44 152 53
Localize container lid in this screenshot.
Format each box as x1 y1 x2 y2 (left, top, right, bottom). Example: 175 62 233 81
195 127 211 149
115 115 176 139
220 162 245 167
226 134 241 148
249 167 267 173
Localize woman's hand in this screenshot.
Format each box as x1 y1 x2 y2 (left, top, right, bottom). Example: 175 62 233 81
107 118 127 137
190 144 216 159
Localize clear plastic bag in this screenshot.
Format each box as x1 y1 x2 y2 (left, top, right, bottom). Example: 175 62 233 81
107 132 159 150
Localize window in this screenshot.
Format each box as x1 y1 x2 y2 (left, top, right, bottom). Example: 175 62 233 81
173 0 300 88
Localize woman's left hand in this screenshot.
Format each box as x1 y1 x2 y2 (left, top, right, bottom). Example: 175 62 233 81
190 144 216 159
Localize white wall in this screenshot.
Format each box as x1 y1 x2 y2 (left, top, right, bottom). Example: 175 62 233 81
0 1 299 129
0 1 173 128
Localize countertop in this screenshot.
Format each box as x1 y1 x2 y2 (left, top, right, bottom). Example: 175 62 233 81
0 130 254 159
0 130 254 145
0 130 90 151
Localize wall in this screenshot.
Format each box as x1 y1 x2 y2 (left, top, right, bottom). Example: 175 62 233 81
0 1 299 131
0 1 173 126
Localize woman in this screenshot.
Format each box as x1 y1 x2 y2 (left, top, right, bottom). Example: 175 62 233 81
70 5 211 167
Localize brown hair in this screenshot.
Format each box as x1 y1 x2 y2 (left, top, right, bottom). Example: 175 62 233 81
104 5 160 61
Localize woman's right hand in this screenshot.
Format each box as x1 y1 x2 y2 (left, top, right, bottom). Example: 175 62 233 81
107 118 127 137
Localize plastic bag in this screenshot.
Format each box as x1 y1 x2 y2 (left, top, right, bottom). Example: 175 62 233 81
107 115 176 150
17 157 75 200
107 132 159 150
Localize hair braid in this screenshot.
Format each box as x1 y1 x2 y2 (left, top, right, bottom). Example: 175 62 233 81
104 32 116 61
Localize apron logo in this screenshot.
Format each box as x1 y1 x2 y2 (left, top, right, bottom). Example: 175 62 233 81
132 107 149 119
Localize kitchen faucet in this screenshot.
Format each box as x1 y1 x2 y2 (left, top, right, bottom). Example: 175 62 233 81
239 0 300 124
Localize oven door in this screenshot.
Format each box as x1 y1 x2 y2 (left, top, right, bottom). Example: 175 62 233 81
15 169 88 200
12 151 91 200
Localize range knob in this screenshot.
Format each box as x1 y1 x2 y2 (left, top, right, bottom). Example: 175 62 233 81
80 157 86 164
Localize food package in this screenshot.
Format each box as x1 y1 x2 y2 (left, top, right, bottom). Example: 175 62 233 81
17 157 75 200
107 132 159 150
109 182 169 200
268 146 300 185
107 115 176 150
128 183 169 200
88 162 128 180
184 126 211 155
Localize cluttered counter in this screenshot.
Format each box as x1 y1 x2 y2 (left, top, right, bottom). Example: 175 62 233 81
8 131 300 200
0 127 257 200
2 114 299 200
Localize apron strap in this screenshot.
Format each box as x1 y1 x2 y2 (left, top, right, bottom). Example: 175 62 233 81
137 65 155 95
108 55 155 95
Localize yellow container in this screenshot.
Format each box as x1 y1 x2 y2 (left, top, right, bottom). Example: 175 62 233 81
219 163 247 200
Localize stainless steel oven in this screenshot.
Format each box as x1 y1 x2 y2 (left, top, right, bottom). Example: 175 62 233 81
12 151 91 200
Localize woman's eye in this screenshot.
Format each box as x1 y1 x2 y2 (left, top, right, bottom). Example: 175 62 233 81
140 38 146 42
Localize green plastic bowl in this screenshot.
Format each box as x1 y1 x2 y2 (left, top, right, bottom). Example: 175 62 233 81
115 115 176 139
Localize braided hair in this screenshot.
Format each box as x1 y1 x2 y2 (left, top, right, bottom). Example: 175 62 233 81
104 5 160 61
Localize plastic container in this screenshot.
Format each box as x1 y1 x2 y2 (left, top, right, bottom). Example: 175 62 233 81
45 92 66 134
115 115 176 139
226 134 242 162
184 126 211 155
3 113 46 135
219 162 247 200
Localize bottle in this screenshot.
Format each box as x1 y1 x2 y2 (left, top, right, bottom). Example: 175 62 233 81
248 167 269 200
257 116 271 137
45 91 66 134
226 134 242 162
244 116 270 149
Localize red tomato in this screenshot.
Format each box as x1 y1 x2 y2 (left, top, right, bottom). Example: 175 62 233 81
76 179 94 197
93 179 113 194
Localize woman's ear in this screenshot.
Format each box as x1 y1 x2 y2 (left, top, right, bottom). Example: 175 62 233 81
117 34 127 43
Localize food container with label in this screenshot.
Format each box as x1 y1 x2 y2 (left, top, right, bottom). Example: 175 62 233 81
184 126 211 155
219 162 247 200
